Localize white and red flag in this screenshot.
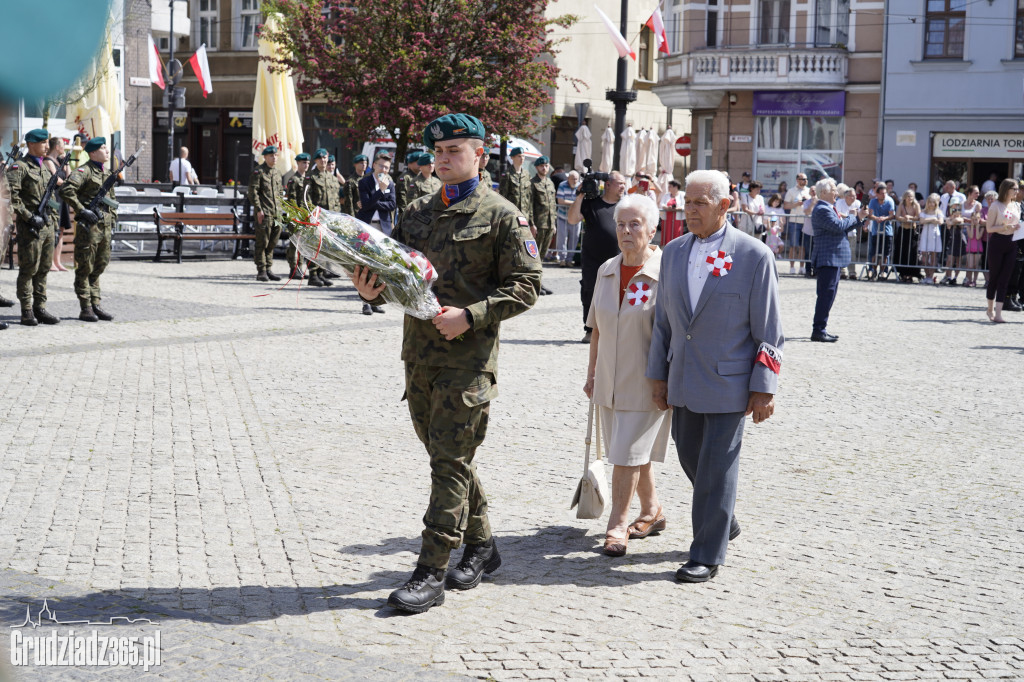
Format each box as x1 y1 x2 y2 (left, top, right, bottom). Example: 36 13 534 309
645 7 670 55
188 44 213 98
148 34 165 90
595 5 635 61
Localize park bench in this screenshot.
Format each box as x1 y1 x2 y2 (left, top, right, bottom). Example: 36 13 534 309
155 209 253 263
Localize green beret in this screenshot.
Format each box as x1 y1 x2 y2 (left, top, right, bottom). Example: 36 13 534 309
422 113 485 148
353 154 368 164
295 153 310 161
418 153 435 165
328 155 335 163
262 145 277 155
25 128 49 143
509 147 523 157
534 155 549 166
313 148 328 159
83 137 106 153
406 151 421 164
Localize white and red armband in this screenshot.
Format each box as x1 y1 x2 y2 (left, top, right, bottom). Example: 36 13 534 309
755 342 782 375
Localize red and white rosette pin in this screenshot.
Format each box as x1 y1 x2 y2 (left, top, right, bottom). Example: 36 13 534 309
626 281 651 306
706 250 733 277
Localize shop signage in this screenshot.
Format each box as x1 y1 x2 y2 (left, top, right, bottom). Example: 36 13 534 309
729 135 752 143
932 132 1024 159
752 91 845 117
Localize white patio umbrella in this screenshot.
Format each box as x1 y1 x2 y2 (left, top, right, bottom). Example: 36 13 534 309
620 125 637 176
643 129 659 176
70 30 122 161
599 125 615 173
636 128 651 177
659 128 676 175
252 14 305 172
574 124 592 172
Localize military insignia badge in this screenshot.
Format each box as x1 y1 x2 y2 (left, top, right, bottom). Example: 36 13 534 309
430 124 443 139
517 216 529 227
524 239 539 258
445 184 459 202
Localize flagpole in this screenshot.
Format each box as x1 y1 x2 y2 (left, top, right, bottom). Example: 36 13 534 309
168 0 176 188
606 0 636 173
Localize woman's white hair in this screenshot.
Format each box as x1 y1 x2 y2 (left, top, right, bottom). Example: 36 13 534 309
836 183 850 195
814 177 837 196
684 170 730 204
614 193 659 233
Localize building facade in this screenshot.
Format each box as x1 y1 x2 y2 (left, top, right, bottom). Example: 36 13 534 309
880 1 1024 193
653 0 884 191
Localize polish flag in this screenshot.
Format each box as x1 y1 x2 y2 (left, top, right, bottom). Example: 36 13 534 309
188 44 213 98
595 5 635 61
148 34 165 90
645 7 670 55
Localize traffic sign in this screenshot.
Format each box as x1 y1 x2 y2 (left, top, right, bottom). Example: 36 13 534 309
675 135 691 157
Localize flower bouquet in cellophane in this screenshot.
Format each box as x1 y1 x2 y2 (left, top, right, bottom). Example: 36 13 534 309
282 200 442 319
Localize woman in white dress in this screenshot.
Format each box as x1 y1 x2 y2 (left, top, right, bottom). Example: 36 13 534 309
583 194 671 557
918 193 945 284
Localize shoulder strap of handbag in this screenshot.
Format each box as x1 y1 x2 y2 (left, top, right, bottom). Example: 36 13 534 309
583 399 603 478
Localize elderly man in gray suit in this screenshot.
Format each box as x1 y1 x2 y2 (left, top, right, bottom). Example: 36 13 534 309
647 169 784 583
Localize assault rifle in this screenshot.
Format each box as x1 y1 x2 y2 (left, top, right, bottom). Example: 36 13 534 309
78 141 146 229
0 143 19 176
29 151 73 236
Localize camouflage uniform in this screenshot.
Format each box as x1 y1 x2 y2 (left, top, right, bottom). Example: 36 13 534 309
303 167 340 279
408 173 442 205
344 176 360 215
530 174 557 260
284 170 306 272
379 184 542 569
247 162 284 272
60 161 117 308
498 165 532 224
478 167 493 188
396 169 417 214
8 156 56 312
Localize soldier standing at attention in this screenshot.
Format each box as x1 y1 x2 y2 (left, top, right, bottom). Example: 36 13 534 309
477 147 493 188
498 147 531 225
302 149 337 287
345 154 368 215
529 155 556 296
247 146 284 282
350 114 541 614
408 153 441 203
7 128 60 326
285 152 310 280
396 151 421 214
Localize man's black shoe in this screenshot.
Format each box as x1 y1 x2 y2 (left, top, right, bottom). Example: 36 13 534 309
308 275 324 287
810 331 838 342
1004 296 1022 312
0 320 8 330
0 295 14 308
581 330 592 344
446 538 501 590
33 308 60 325
320 277 334 287
729 518 741 541
361 303 373 315
20 310 37 326
91 305 113 321
541 286 553 295
371 305 385 314
387 564 446 613
256 270 269 282
675 560 718 583
266 270 282 282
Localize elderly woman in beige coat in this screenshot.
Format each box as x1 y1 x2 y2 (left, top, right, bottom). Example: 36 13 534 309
583 194 671 557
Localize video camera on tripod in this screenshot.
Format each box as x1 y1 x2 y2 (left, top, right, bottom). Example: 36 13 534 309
577 158 609 200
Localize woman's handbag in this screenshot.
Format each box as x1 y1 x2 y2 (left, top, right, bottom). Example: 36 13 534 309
570 400 610 519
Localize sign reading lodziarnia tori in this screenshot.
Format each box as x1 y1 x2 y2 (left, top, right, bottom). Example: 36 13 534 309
932 132 1024 158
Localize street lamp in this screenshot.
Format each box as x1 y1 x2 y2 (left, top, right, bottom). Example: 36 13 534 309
605 0 637 171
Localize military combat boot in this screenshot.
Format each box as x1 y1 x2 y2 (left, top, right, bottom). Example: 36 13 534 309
445 538 501 590
79 305 99 322
266 269 282 282
92 305 113 321
320 276 333 287
307 273 324 287
0 321 7 330
0 294 14 308
33 307 59 325
20 309 38 326
387 564 446 613
256 269 269 282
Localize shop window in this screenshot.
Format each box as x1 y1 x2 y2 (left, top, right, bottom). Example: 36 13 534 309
814 0 849 47
1016 0 1024 58
759 0 790 46
924 0 966 59
754 115 844 187
194 0 219 50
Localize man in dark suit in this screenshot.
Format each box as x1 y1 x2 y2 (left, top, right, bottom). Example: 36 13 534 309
647 169 784 583
810 177 868 342
356 152 398 236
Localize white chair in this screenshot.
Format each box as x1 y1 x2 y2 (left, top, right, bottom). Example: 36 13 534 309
172 186 190 196
143 187 162 196
197 187 218 197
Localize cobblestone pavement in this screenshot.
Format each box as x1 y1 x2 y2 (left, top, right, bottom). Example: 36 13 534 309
0 259 1022 680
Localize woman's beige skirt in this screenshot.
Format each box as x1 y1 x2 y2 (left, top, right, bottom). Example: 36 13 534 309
598 406 672 467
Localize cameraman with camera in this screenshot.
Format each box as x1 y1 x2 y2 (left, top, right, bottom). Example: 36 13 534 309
568 161 627 344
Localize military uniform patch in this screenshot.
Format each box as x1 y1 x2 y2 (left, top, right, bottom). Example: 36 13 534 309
524 239 539 258
517 216 529 228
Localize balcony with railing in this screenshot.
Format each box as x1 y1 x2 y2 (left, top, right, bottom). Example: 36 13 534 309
660 46 848 90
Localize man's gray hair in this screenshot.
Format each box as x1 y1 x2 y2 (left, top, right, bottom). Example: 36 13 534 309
836 183 849 195
567 170 580 181
685 170 730 204
814 177 837 197
614 193 659 233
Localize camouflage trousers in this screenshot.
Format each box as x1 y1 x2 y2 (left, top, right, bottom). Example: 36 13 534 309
284 241 322 277
253 221 282 271
536 226 555 261
16 221 54 310
405 363 496 570
73 221 112 306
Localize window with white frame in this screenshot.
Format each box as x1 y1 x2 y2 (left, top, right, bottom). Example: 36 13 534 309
669 0 684 54
237 0 262 50
754 115 845 188
759 0 790 46
194 0 219 50
814 0 850 47
699 116 713 170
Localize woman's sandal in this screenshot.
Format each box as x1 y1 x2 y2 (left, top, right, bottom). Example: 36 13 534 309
627 507 667 539
602 535 628 557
